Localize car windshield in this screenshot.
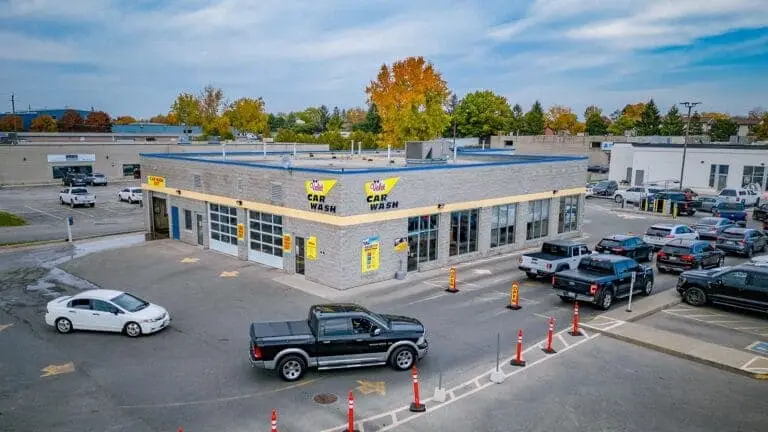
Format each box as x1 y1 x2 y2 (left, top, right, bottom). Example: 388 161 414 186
720 202 744 210
697 218 720 226
578 258 614 274
646 227 671 236
94 173 105 177
71 188 88 194
720 190 736 196
598 239 622 248
541 243 569 256
661 244 690 255
130 188 142 193
110 293 149 312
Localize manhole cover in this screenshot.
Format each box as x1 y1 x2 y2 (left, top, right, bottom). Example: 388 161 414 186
313 393 338 404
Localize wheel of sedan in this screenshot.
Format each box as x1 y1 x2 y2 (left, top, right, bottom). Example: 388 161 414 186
598 288 614 310
717 257 724 267
641 279 654 296
684 287 707 307
55 317 73 334
124 322 142 338
390 346 416 371
277 355 306 382
746 246 754 258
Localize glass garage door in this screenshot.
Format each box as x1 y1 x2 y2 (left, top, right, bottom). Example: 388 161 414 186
248 210 284 269
209 203 238 256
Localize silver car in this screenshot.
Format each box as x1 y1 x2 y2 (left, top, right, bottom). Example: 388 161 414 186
690 217 734 239
88 173 108 186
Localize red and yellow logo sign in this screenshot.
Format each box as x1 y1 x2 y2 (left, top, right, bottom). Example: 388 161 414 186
306 179 338 213
365 177 400 211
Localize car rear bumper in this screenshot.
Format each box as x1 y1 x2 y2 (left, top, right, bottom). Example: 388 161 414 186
554 289 595 303
518 266 553 276
657 261 695 272
716 244 748 254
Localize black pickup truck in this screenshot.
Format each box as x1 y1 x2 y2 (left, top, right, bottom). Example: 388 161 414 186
249 304 428 381
551 254 655 310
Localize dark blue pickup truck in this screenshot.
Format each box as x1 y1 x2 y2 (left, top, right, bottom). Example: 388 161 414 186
712 202 748 225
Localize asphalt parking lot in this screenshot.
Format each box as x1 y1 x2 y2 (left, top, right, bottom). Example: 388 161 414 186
0 201 766 432
0 182 145 245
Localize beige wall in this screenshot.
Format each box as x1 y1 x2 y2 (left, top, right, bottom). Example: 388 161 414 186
0 142 329 186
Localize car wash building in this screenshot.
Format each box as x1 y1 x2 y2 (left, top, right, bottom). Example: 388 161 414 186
139 143 588 289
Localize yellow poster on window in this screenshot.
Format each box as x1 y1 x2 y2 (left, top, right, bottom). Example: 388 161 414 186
306 236 317 261
361 236 380 273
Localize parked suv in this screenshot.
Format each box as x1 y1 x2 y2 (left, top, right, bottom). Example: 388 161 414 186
589 180 618 198
676 263 768 313
613 187 664 204
715 227 767 257
62 173 88 186
651 191 696 216
643 224 699 249
656 239 724 273
594 234 654 262
690 217 735 239
717 188 758 206
86 173 108 186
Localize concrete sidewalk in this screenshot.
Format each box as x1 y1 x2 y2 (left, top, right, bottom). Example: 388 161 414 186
582 290 768 380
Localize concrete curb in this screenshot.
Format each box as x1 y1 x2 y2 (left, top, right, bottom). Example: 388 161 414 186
0 230 146 251
612 207 681 219
0 179 139 189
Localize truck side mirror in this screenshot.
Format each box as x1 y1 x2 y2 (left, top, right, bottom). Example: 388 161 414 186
372 328 381 336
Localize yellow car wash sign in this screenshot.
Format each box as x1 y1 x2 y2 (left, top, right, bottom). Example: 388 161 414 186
306 179 338 213
147 175 166 188
365 177 399 211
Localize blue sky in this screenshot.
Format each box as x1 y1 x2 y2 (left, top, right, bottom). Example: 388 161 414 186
1 0 767 119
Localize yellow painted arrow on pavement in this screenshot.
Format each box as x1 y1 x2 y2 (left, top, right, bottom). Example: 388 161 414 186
0 323 13 332
180 257 200 263
40 362 75 378
219 271 239 278
356 380 386 396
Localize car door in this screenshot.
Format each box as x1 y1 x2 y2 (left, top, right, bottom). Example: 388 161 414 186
700 243 717 267
90 300 123 332
753 230 767 250
66 298 97 330
119 188 127 200
316 317 356 367
614 261 632 297
349 315 390 362
709 270 750 308
676 226 695 240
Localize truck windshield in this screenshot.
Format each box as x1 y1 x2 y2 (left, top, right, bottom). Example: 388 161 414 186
720 202 744 210
541 243 569 256
577 258 614 274
71 188 89 194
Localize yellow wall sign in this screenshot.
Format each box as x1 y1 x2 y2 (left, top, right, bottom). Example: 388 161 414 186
365 177 400 211
147 175 166 188
236 223 245 240
361 236 380 273
306 236 317 261
282 234 292 253
306 179 338 213
393 237 408 252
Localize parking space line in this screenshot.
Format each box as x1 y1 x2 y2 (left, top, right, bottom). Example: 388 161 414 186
557 333 570 347
24 205 63 220
70 208 95 219
733 326 768 331
407 293 447 306
663 308 695 313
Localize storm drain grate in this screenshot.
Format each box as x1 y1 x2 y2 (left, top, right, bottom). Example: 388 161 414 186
313 393 338 405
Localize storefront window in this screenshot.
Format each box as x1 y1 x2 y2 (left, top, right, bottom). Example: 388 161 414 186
122 164 141 177
742 165 765 188
490 204 516 248
407 214 439 271
558 196 579 233
52 165 92 179
526 199 550 240
450 209 479 256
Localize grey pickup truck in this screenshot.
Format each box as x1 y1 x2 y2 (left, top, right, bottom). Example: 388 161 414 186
518 240 592 279
249 303 428 381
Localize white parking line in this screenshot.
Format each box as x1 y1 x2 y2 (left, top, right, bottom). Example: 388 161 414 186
70 208 95 219
407 293 447 306
24 205 63 220
662 309 768 336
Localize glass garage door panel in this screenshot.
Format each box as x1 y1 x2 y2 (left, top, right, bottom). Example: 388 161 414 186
247 210 284 269
209 203 238 256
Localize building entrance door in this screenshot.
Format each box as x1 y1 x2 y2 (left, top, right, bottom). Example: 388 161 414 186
151 197 169 239
196 214 204 245
407 234 418 271
295 236 306 275
634 169 645 186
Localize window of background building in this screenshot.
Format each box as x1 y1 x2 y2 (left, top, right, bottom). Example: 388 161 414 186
742 165 765 188
122 164 141 177
558 196 579 233
184 209 192 231
407 214 439 271
709 164 729 190
450 209 479 256
526 199 550 240
491 204 516 248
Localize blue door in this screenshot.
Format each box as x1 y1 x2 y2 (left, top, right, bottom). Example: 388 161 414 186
171 206 180 240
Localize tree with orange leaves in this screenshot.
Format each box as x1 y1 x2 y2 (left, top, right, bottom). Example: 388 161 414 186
365 56 450 148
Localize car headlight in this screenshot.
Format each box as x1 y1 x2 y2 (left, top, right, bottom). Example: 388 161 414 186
416 331 426 346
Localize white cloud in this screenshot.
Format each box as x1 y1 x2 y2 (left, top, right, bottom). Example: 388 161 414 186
0 32 86 63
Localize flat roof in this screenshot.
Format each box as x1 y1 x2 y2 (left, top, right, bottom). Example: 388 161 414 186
139 150 587 174
627 142 768 150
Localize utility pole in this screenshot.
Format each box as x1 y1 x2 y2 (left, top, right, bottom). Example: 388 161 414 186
679 101 701 189
10 93 15 114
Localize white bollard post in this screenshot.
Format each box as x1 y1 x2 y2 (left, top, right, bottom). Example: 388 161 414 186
263 140 267 158
66 220 73 243
387 144 391 162
626 271 636 312
293 143 297 157
433 368 447 402
350 140 354 155
358 141 362 155
489 332 506 383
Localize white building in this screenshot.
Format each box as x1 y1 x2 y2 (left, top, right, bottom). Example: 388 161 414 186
609 142 768 193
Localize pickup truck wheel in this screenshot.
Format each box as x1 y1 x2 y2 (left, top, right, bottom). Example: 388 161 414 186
684 287 707 307
641 279 654 296
559 296 571 303
614 195 623 203
525 272 537 280
59 197 64 205
89 203 95 208
277 355 306 382
390 346 416 371
598 288 614 310
69 201 74 208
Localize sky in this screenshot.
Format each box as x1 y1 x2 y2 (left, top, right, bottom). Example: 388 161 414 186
1 0 767 119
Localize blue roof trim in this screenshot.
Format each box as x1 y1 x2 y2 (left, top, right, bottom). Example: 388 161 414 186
139 151 587 175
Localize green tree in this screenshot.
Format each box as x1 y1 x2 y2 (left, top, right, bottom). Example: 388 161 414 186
316 131 348 150
224 97 269 134
607 115 635 135
585 110 608 135
0 115 23 131
171 93 203 126
114 115 137 125
327 106 343 131
709 118 738 141
57 110 85 132
344 107 366 131
85 110 112 132
510 104 524 134
753 113 768 140
584 105 602 119
268 113 287 131
203 116 234 140
688 111 703 135
635 99 661 135
318 105 330 132
523 100 545 134
199 85 225 125
660 105 684 136
454 90 513 140
355 103 382 134
29 115 57 132
444 93 459 138
349 130 379 150
545 105 579 134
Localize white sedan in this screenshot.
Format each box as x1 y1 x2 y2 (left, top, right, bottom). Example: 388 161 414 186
118 187 143 203
45 289 170 337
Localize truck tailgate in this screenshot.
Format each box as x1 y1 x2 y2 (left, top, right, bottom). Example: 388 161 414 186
250 320 312 343
552 272 595 295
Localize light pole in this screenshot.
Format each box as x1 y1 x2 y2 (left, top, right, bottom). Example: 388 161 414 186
679 101 701 189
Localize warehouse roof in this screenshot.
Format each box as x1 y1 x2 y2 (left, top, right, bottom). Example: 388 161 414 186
139 150 586 174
